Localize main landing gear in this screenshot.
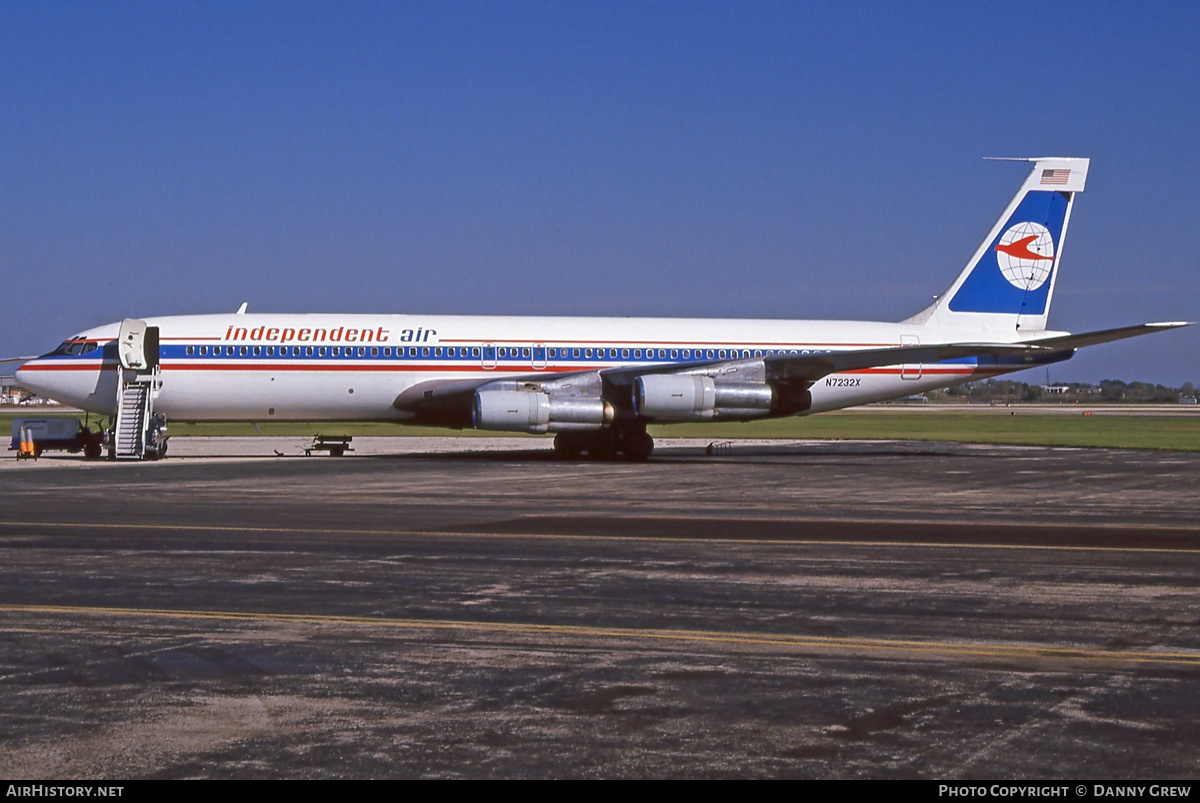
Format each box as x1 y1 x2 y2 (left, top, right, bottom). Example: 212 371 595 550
553 427 654 461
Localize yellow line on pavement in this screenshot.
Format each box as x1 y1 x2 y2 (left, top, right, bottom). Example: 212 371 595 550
3 603 1198 667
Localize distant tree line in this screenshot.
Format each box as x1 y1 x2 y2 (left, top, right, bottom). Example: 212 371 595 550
926 379 1197 404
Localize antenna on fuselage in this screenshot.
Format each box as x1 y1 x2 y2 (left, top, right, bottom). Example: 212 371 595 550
236 302 248 315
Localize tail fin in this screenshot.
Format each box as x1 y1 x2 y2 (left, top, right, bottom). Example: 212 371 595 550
905 157 1089 335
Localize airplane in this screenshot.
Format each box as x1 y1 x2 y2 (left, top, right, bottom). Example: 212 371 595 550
14 157 1190 460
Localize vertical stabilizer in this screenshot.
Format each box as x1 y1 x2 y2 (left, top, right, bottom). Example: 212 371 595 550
905 157 1088 335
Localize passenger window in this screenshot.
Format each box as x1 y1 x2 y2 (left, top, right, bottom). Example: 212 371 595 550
305 346 313 356
253 346 262 356
372 347 380 357
186 346 195 356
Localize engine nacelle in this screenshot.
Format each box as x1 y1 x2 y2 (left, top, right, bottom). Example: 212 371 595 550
633 375 775 421
473 391 612 434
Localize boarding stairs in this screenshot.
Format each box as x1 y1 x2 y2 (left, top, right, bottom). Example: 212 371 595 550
114 378 153 458
111 318 164 460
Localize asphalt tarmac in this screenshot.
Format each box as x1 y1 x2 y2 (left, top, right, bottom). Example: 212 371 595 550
2 438 1199 778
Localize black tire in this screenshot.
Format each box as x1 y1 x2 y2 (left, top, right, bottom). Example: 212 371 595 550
624 431 654 461
585 434 618 461
553 433 583 460
84 442 102 460
330 445 345 457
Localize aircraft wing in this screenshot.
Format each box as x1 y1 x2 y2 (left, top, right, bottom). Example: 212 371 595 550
759 342 1061 386
392 344 1050 425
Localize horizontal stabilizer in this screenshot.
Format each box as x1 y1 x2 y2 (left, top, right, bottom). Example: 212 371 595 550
765 321 1191 386
1018 322 1193 350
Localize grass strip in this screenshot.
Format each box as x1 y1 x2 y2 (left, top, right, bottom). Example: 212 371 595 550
3 410 1198 451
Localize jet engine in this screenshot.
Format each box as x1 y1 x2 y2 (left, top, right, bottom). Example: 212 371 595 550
632 374 776 421
473 391 613 434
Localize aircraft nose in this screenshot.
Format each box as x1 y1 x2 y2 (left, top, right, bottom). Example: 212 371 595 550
14 352 118 414
15 356 84 405
14 359 50 397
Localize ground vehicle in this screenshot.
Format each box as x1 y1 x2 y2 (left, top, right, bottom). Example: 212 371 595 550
9 417 105 459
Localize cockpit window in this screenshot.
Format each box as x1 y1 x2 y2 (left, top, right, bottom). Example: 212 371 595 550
51 339 98 356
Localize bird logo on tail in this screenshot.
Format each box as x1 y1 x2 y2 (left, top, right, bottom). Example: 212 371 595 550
995 222 1055 290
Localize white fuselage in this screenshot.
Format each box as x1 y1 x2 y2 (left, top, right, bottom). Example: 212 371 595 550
17 312 1041 422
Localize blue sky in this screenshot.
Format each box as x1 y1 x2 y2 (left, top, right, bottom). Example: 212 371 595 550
3 1 1197 385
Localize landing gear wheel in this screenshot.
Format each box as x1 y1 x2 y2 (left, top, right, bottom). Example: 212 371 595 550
624 431 654 461
553 433 583 460
84 442 102 460
586 435 617 461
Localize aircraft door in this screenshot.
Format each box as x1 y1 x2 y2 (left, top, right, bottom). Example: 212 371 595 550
482 343 497 370
532 343 547 370
117 319 160 370
900 334 921 380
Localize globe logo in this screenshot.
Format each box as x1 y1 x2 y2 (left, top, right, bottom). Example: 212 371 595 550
994 222 1055 290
